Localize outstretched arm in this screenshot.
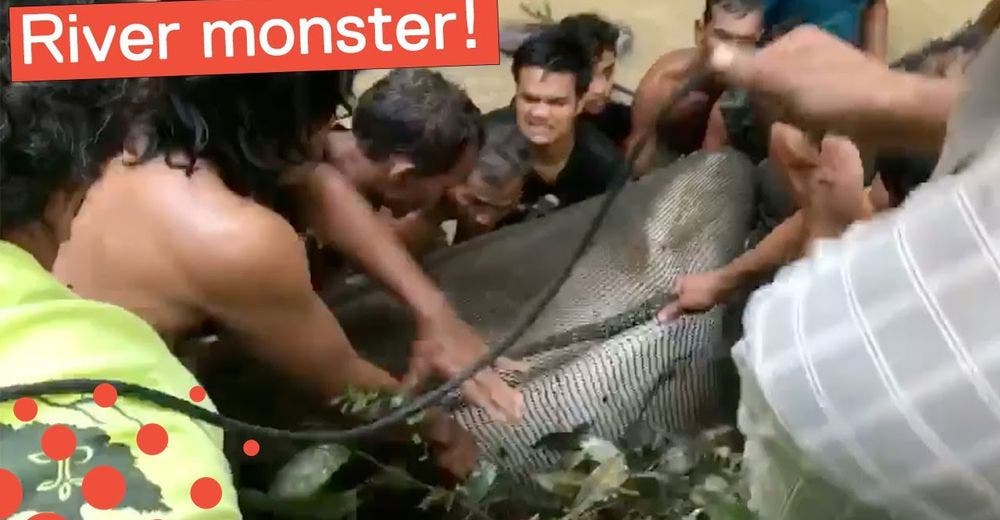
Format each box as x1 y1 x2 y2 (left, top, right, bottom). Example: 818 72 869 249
188 207 479 477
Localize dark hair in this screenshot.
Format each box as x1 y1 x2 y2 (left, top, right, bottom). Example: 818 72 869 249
557 13 619 61
704 0 764 22
351 68 483 177
127 69 356 203
892 23 989 72
476 123 531 188
1 0 134 233
511 29 592 97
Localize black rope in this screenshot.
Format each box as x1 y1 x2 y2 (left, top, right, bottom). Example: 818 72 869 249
0 71 714 442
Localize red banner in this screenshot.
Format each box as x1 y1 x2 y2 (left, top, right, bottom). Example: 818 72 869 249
8 0 501 82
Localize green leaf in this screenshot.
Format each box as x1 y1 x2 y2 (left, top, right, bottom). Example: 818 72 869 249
419 488 457 511
534 470 588 499
702 499 759 520
568 455 629 517
269 444 351 500
461 461 498 503
580 437 622 464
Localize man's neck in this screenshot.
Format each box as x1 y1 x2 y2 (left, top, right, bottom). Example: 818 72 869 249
326 132 388 199
532 128 576 183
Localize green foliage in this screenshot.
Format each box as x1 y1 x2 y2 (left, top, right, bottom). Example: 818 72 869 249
473 424 758 520
250 387 756 520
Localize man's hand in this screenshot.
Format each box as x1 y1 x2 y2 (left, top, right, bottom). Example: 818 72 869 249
657 270 734 324
421 408 480 480
404 312 524 424
708 26 958 152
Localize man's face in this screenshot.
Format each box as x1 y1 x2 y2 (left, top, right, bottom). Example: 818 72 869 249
514 67 581 146
583 49 616 115
382 143 477 215
699 7 763 51
449 169 523 230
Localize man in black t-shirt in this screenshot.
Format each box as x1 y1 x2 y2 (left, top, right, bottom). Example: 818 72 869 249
486 29 624 223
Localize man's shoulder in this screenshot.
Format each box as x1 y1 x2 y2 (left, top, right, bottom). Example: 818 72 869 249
645 48 699 81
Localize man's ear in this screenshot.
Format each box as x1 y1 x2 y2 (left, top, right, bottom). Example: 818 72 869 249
44 185 87 244
574 97 585 116
694 19 705 44
388 157 416 182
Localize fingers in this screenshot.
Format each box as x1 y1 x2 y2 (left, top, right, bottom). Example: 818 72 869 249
708 42 758 91
401 352 432 396
819 134 864 184
656 301 681 325
470 370 524 423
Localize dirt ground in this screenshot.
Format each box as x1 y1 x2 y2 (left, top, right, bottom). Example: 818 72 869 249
353 0 990 112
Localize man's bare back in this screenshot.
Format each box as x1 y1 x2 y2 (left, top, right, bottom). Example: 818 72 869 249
55 157 272 342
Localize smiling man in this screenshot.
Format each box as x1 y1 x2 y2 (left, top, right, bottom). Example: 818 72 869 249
557 13 631 149
484 29 624 221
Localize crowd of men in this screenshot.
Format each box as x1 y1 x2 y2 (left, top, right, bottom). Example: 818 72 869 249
2 0 999 517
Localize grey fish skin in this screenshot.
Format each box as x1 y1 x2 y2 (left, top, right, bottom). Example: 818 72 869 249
329 151 758 478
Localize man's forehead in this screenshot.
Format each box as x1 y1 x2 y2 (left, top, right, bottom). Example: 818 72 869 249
709 7 763 33
518 67 576 91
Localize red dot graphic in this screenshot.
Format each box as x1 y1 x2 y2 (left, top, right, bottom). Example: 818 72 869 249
189 386 206 403
13 398 38 422
242 439 260 457
137 424 169 455
190 477 222 509
93 383 118 408
29 513 65 520
82 465 126 510
0 469 24 518
41 425 77 461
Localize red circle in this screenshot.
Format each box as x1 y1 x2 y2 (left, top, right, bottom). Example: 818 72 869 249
13 398 38 422
93 383 118 408
189 386 206 403
29 514 64 520
190 477 222 509
136 424 169 455
41 425 77 461
242 439 260 457
82 465 126 510
0 468 24 518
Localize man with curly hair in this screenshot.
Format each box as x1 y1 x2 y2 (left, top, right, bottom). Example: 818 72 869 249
0 2 241 517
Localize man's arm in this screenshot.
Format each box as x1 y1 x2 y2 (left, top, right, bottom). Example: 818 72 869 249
293 164 523 423
710 26 961 154
659 210 806 322
189 208 400 398
702 100 730 151
625 51 691 177
862 0 888 62
184 210 480 477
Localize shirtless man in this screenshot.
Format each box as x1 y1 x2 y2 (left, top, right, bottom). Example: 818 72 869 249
54 69 521 478
626 0 765 176
0 17 241 517
387 121 531 256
